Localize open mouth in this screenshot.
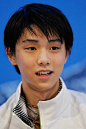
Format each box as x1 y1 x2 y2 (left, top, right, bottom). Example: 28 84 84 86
36 71 53 76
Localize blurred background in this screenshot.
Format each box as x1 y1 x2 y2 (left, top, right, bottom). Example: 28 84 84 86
0 0 86 105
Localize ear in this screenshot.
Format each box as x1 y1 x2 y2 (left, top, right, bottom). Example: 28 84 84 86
64 48 71 64
6 47 17 65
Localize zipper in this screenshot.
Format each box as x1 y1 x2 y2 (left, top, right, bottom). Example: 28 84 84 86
38 106 42 129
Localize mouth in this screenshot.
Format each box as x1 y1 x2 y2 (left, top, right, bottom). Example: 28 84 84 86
35 70 53 76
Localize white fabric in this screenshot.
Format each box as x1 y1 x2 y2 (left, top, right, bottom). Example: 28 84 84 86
0 78 86 129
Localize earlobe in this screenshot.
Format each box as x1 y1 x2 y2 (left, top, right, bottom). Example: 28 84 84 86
64 49 71 64
64 56 68 64
6 47 17 65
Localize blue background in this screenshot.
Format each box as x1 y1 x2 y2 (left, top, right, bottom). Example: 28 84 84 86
0 0 86 84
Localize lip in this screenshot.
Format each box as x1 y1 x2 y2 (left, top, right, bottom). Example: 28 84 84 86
35 70 53 80
36 69 53 72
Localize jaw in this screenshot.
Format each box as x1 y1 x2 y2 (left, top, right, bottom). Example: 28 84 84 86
21 70 59 105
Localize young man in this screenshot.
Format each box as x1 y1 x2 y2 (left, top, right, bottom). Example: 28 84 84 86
0 3 86 129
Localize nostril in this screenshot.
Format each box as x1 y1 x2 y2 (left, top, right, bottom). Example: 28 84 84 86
37 56 51 66
38 62 50 66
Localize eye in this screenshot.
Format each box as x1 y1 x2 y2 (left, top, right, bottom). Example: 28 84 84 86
49 47 59 50
26 47 37 50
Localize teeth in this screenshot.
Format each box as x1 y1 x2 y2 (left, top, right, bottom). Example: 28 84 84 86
38 71 50 76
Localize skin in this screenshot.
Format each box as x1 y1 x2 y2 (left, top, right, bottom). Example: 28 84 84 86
7 25 69 106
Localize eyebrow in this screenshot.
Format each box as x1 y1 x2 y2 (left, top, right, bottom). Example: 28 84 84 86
22 39 38 43
48 39 62 43
22 38 62 44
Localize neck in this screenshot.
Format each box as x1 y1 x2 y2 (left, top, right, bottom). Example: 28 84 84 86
22 80 60 107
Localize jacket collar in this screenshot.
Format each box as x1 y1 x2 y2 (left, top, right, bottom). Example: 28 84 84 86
13 83 33 128
14 77 71 124
37 78 71 123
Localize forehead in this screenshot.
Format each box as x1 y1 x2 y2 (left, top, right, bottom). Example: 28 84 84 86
20 24 60 40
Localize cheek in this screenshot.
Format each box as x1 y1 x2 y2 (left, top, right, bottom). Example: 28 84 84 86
16 54 36 76
53 55 66 64
52 53 67 71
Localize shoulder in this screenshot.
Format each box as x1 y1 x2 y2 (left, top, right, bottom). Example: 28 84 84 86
68 89 86 113
0 93 17 128
0 93 16 116
0 80 22 115
0 82 22 128
61 77 86 106
0 81 22 110
69 89 86 102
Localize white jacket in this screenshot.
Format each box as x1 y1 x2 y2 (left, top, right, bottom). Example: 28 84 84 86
0 78 86 129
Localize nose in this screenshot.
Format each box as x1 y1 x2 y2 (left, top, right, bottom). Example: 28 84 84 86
37 49 51 66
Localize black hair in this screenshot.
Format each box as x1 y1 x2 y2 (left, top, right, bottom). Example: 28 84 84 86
4 3 73 74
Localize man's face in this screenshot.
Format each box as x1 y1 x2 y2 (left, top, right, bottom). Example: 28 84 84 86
10 25 69 92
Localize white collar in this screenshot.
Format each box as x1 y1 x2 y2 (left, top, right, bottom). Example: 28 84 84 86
37 78 71 122
15 77 71 123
